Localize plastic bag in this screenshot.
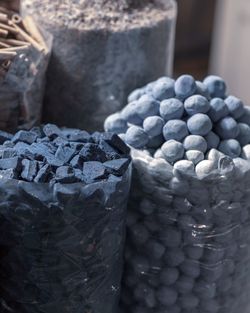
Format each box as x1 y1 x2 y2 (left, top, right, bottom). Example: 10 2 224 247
0 12 52 133
121 149 250 313
21 0 177 131
0 166 130 313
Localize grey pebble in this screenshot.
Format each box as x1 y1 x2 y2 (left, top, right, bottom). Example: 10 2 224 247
130 223 150 245
156 286 178 306
160 267 179 285
176 275 194 294
179 293 199 310
165 248 185 267
147 239 165 260
180 259 201 278
185 150 204 165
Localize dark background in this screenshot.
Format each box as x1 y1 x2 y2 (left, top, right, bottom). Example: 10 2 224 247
174 0 217 79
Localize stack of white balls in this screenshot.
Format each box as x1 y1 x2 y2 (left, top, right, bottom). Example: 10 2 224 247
105 74 250 177
105 75 250 313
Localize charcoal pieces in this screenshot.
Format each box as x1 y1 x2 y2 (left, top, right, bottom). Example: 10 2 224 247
55 145 75 164
12 130 38 145
82 162 108 183
104 158 130 176
34 164 51 183
21 159 38 182
0 124 131 313
43 123 61 139
0 124 130 184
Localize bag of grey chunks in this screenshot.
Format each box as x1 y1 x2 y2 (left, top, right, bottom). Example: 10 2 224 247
0 124 131 313
0 7 52 133
105 74 250 313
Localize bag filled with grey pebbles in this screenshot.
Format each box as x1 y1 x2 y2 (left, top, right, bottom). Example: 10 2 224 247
105 74 250 313
0 8 52 132
21 0 177 131
0 124 131 313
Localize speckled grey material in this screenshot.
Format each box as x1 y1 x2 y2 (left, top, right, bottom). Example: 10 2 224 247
21 0 177 131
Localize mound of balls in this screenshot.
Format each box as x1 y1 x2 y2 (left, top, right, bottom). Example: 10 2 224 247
105 74 250 176
105 75 250 313
0 123 130 183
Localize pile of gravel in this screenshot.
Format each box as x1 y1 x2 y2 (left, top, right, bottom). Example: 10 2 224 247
0 124 130 183
0 124 131 313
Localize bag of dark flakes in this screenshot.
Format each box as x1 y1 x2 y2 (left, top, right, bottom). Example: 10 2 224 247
0 124 131 313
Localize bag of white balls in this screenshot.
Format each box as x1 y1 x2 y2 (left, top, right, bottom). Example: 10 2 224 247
105 74 250 313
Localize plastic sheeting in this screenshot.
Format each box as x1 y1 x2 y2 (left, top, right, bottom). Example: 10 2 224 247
0 166 130 313
0 28 52 133
121 149 250 313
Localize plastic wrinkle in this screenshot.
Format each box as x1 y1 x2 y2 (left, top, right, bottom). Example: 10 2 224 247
121 149 250 313
0 167 131 313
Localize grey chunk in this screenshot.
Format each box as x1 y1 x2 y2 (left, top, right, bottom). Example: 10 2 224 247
21 159 38 182
0 168 17 179
55 166 78 183
0 130 13 144
3 140 15 148
107 174 122 182
70 155 84 168
74 168 84 181
99 140 120 160
104 158 130 176
97 132 130 154
28 143 63 167
28 143 51 160
69 142 85 150
82 161 108 183
79 143 107 162
34 164 51 183
43 123 61 139
14 142 31 156
0 157 22 171
62 129 91 142
12 130 38 145
1 148 17 159
53 136 69 146
55 145 75 164
30 126 44 138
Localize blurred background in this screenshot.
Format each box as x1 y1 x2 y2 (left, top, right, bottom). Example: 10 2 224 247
174 0 250 104
5 0 250 104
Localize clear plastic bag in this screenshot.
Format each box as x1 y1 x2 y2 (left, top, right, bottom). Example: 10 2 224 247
121 149 250 313
0 166 130 313
21 0 177 131
0 25 52 133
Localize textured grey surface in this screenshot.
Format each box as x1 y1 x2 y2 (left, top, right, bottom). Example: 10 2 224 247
21 0 176 131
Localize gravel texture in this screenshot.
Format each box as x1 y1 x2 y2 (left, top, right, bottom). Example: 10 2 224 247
21 0 176 131
0 124 131 183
